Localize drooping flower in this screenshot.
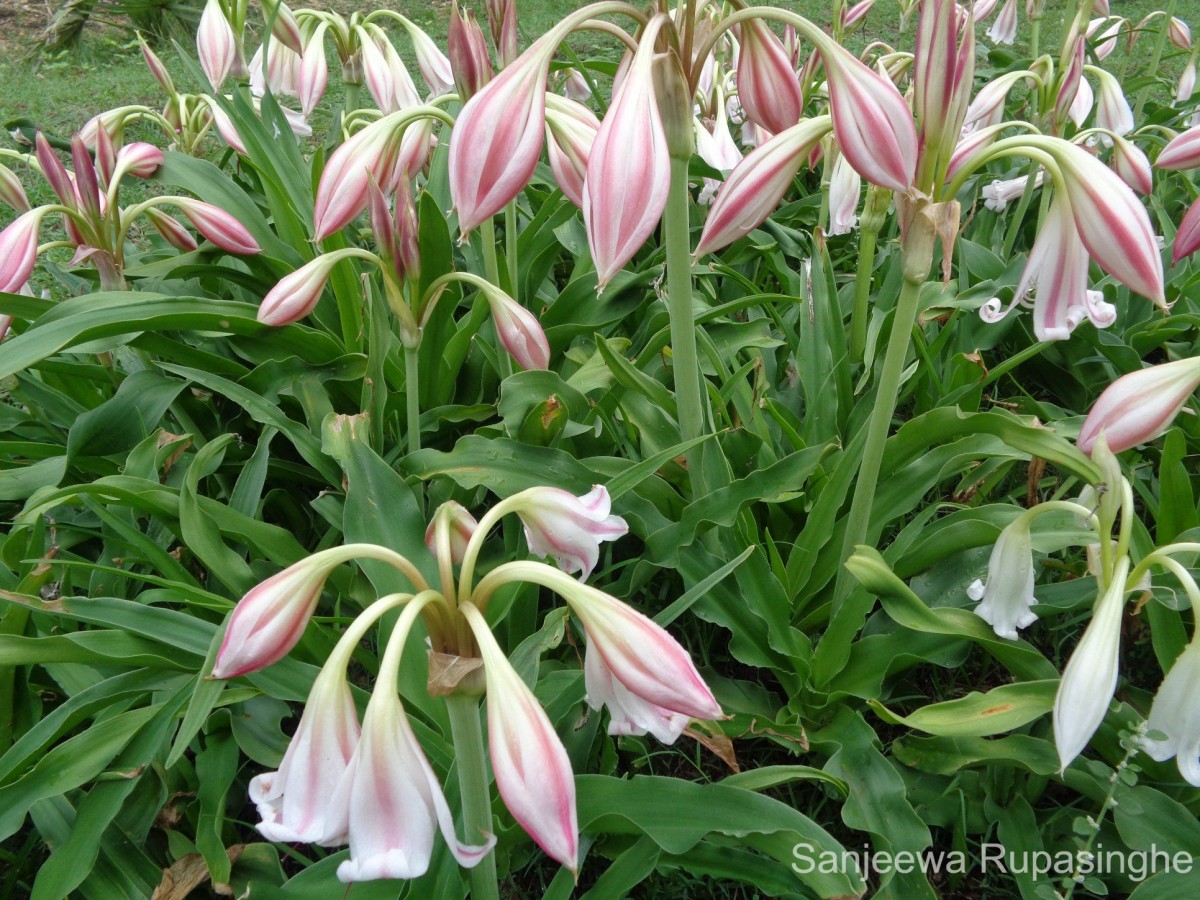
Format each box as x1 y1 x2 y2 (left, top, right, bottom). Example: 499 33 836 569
461 602 578 873
979 195 1114 342
545 96 599 210
827 150 862 235
967 515 1039 639
693 116 832 258
299 24 330 117
1054 560 1130 770
735 19 805 137
448 4 493 101
507 485 628 578
486 288 552 370
560 576 723 724
449 33 554 235
258 250 366 326
982 171 1043 213
1173 196 1200 263
1178 62 1197 104
198 0 239 89
1110 136 1153 195
170 198 260 255
335 599 495 882
1157 125 1200 171
1170 16 1193 51
1077 356 1200 454
986 0 1018 45
251 663 360 845
313 119 399 240
425 501 479 565
0 209 46 294
211 556 346 679
819 38 918 191
582 16 671 288
0 164 29 213
584 644 688 742
1049 139 1165 306
1092 66 1134 137
1140 638 1200 786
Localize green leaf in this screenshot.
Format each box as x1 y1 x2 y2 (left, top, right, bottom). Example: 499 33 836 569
0 456 67 501
66 370 184 459
0 294 342 382
844 546 1057 681
576 774 864 897
195 728 240 886
0 704 163 841
867 680 1058 737
892 734 1061 775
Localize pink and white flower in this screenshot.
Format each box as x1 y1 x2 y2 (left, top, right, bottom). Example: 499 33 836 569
449 34 554 235
462 603 578 873
251 666 360 845
735 19 805 137
1077 356 1200 454
583 19 671 288
509 485 628 578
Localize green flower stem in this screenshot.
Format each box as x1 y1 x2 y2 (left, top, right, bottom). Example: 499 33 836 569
665 153 705 483
849 226 879 364
404 345 421 456
505 202 519 303
479 216 513 379
445 692 499 900
1134 0 1175 119
480 217 501 285
836 272 925 597
341 82 361 137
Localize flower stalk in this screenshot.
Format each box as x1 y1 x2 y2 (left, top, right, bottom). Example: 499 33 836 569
445 692 499 900
665 152 705 488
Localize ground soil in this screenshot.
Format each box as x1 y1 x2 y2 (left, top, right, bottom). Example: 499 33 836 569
0 0 53 56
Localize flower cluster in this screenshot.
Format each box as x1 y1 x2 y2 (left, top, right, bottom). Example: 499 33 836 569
213 484 722 880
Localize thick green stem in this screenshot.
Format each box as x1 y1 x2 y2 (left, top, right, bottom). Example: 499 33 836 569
665 154 705 482
404 345 421 456
1029 18 1040 59
445 693 499 900
837 274 925 589
341 82 361 137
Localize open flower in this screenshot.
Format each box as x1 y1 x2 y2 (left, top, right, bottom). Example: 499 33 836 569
583 645 690 742
967 515 1039 639
508 485 628 578
251 664 360 845
1140 638 1200 786
827 150 862 236
335 597 495 882
979 195 1115 342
